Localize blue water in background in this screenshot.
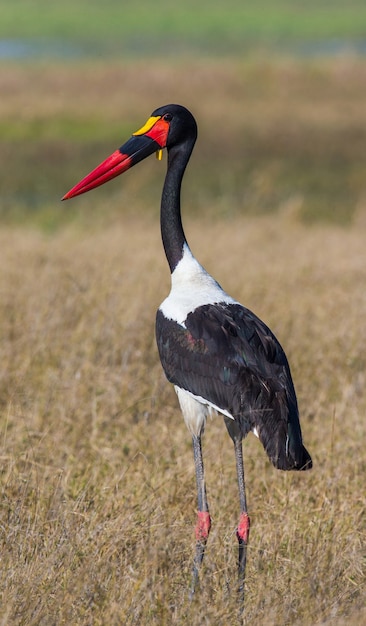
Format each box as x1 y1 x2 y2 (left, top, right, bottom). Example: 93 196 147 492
1 37 366 60
0 39 83 59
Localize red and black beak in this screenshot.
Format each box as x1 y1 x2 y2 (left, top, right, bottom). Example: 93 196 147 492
62 115 170 200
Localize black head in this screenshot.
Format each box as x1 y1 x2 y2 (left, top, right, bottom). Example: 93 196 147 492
151 104 198 150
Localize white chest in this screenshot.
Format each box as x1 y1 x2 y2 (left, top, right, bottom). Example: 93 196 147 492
159 244 237 326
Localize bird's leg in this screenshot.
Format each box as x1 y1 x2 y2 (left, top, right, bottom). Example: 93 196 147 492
234 435 250 610
224 417 250 612
190 433 211 598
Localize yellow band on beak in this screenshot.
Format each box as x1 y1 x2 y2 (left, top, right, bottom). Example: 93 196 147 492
133 115 161 136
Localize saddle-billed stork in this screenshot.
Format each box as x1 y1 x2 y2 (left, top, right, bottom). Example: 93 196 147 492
63 104 312 607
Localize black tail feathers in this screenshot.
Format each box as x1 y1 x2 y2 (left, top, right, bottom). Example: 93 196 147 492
268 441 312 471
287 443 312 471
258 422 312 471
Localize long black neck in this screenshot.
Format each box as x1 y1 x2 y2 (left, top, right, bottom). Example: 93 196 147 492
160 140 195 273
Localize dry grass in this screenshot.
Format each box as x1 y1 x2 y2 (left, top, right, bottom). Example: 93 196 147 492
1 210 365 624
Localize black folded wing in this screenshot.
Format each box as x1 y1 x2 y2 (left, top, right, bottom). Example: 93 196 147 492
156 302 312 471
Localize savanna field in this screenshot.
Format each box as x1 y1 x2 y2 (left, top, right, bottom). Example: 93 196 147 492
1 3 366 624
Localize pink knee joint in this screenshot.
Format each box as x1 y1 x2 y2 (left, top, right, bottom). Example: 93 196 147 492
237 512 250 543
195 511 211 542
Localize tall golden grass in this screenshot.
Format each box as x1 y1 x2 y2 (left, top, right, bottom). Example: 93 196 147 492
1 211 365 624
0 57 366 624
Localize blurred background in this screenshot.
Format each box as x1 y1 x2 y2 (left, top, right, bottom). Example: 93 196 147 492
1 0 366 229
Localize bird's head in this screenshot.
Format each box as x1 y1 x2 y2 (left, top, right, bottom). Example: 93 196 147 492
150 104 197 151
62 104 197 200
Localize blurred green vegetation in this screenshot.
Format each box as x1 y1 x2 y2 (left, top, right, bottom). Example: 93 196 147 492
1 59 366 229
1 0 366 58
1 1 366 229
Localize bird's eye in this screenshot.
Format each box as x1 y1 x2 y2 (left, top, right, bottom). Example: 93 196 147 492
163 113 172 122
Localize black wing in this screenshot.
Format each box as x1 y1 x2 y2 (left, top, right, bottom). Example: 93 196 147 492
156 302 311 471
